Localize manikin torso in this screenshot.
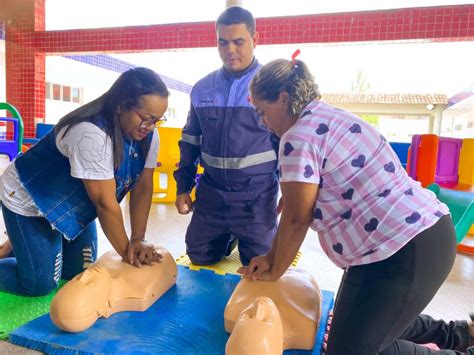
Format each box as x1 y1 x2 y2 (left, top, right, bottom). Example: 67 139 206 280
225 268 322 353
50 247 177 332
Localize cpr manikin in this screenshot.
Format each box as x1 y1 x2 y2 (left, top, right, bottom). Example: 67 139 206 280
225 268 322 354
226 296 284 354
50 247 177 333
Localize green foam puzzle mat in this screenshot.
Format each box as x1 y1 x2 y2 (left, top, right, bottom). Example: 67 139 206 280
0 280 65 340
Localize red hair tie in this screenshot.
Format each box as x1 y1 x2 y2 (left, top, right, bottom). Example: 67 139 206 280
291 49 301 65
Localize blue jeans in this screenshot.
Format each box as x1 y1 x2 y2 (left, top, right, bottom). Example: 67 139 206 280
0 205 97 296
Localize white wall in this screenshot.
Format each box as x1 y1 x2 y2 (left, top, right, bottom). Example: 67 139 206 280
379 116 430 143
45 56 119 123
162 89 189 129
45 56 190 127
441 96 474 139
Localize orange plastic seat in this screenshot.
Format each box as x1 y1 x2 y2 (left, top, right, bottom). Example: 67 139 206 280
407 134 439 187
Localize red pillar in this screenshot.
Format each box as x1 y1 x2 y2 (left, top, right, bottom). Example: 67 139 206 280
4 0 45 138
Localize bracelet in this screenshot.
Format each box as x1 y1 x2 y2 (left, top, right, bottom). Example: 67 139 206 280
130 235 145 243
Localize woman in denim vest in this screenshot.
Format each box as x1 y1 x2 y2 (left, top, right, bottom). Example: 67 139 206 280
0 67 168 296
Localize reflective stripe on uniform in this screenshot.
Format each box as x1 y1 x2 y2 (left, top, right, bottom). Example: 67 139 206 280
181 133 202 146
201 150 277 169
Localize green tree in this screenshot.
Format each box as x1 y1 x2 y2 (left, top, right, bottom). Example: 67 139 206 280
350 70 370 93
360 114 379 128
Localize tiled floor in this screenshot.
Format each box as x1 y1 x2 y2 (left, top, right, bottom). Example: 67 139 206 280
0 177 473 353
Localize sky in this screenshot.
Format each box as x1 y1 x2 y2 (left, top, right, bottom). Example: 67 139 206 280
110 41 474 96
44 0 474 97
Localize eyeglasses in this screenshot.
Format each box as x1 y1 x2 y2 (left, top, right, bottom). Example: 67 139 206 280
132 108 167 128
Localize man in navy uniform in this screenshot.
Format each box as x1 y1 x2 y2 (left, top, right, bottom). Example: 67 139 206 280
174 6 279 266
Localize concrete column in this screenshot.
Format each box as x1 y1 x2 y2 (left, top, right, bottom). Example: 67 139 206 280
432 106 443 135
226 0 244 7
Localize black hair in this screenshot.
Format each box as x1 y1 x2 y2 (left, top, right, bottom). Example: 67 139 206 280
54 67 169 169
250 59 321 117
216 6 256 35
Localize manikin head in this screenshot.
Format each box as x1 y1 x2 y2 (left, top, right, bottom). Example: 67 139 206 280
50 266 112 333
226 297 283 355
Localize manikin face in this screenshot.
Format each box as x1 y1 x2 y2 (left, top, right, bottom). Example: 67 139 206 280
118 94 168 141
238 297 280 326
50 267 111 333
217 23 258 73
226 297 283 355
251 92 295 137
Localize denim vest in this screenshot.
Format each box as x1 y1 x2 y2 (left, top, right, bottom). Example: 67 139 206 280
15 118 151 240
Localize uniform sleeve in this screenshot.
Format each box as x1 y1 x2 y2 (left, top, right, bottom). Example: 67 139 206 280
144 129 159 169
173 103 202 194
278 132 322 185
56 122 114 180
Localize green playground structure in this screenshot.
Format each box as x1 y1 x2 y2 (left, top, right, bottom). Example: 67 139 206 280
427 183 474 245
0 102 24 160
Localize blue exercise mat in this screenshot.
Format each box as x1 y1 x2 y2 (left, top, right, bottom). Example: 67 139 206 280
10 266 334 354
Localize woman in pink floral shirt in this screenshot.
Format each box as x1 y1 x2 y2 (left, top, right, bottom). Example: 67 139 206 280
239 58 473 355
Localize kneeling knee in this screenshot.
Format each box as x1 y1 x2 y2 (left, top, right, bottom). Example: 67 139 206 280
21 279 58 296
188 254 222 266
